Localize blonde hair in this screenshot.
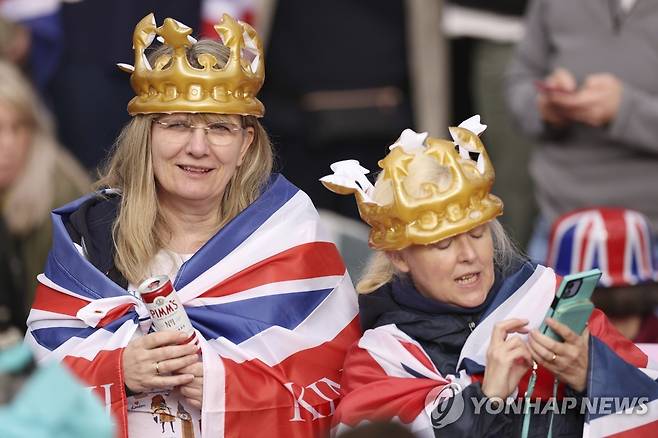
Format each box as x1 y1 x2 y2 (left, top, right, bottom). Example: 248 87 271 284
356 152 523 293
0 61 90 234
96 40 274 285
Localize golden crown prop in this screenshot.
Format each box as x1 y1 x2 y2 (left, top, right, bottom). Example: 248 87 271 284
321 116 503 250
118 13 265 116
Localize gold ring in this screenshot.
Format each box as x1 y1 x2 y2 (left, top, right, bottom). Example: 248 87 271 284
549 352 557 362
155 361 161 375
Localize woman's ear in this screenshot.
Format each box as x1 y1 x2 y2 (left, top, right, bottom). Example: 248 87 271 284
237 126 255 166
386 250 410 273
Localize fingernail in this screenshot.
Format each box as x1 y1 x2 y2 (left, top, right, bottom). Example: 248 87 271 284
179 332 188 339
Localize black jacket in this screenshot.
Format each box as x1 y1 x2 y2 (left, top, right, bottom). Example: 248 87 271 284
359 262 584 438
64 192 127 289
0 217 27 332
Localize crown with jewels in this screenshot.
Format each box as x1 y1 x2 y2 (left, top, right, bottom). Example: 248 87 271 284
320 116 503 250
118 13 265 116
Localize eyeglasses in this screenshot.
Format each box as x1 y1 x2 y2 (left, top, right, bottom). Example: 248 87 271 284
153 119 244 146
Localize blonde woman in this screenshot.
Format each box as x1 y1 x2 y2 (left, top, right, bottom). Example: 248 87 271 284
25 14 359 438
0 60 90 329
323 120 654 437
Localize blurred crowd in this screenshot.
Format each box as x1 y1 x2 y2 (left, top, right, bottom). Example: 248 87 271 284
1 0 657 436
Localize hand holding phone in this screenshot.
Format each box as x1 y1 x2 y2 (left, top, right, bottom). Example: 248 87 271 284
534 80 575 95
540 269 602 341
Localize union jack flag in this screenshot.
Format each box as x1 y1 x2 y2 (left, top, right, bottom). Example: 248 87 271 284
546 208 658 288
333 264 658 437
24 174 360 438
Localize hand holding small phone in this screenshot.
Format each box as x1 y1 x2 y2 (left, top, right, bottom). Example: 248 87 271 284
527 269 601 393
536 68 577 126
534 80 575 95
540 269 601 341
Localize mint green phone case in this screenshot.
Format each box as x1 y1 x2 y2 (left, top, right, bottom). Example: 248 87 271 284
541 268 602 341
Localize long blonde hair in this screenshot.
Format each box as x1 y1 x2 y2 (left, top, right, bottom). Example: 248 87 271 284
96 39 274 285
356 151 523 293
0 61 90 235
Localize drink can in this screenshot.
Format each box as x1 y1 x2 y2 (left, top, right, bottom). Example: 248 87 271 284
137 275 198 346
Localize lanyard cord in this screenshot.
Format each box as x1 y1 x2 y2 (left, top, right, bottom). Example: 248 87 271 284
521 361 559 438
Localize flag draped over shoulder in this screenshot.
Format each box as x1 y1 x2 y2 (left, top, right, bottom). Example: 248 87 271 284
334 265 658 437
25 174 360 438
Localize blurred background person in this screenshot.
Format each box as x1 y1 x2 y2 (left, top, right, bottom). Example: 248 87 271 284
505 0 658 263
443 0 535 248
46 0 201 171
0 60 90 331
0 0 204 171
0 0 60 92
546 207 658 343
0 15 30 67
260 0 444 219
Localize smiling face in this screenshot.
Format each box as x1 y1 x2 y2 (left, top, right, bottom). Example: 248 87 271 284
150 113 254 208
388 223 495 308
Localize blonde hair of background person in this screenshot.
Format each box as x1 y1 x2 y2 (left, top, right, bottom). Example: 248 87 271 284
0 61 90 234
95 40 274 286
356 151 522 293
0 60 90 307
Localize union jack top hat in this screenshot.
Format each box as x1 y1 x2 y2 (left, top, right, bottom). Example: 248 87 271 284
546 208 658 287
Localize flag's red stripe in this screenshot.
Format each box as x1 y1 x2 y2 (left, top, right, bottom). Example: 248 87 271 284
223 317 361 437
602 209 626 285
336 341 442 426
607 418 658 437
32 283 89 316
98 303 135 327
63 349 127 438
589 308 648 368
578 220 593 272
400 341 437 374
199 21 215 38
200 242 346 298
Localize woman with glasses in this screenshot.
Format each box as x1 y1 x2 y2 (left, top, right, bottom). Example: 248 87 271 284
24 14 359 438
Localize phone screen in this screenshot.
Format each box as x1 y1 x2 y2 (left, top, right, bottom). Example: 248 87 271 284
541 269 601 340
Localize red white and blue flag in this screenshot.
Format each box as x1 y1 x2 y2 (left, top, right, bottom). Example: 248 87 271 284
333 265 658 437
547 208 658 287
25 175 360 438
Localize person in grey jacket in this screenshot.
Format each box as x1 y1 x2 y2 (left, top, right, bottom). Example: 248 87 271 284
505 0 658 262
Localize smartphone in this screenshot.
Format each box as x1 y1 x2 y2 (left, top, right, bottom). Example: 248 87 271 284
534 80 574 95
540 269 602 341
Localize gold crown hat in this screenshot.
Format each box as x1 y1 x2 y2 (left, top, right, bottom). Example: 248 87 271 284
118 13 265 116
320 116 503 250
